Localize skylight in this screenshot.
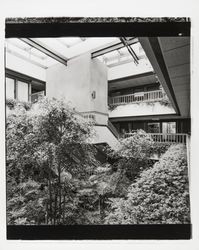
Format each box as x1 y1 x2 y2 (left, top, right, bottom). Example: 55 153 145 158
5 37 153 73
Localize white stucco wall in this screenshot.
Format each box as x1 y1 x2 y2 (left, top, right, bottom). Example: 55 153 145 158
90 126 119 149
46 53 108 121
90 58 108 115
46 53 91 112
109 102 176 118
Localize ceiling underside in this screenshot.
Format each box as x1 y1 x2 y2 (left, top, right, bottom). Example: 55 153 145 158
139 36 190 118
159 37 190 118
108 72 156 91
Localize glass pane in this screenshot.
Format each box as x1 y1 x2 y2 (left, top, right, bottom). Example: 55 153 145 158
147 123 160 133
18 81 29 102
162 122 176 134
6 77 15 99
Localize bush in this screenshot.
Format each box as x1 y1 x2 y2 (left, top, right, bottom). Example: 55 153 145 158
105 144 190 224
150 141 173 156
105 130 154 181
6 98 32 111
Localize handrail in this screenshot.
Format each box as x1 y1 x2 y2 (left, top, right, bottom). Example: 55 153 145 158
110 90 163 99
109 90 168 105
124 132 188 144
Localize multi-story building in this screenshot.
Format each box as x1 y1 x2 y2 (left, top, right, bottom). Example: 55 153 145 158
5 36 190 147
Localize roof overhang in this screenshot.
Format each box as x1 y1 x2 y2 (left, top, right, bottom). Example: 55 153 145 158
139 37 190 118
109 114 190 122
108 71 156 91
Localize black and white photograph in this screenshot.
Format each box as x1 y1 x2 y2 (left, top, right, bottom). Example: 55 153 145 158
3 16 193 240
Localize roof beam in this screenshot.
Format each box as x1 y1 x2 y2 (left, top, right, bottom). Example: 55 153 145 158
91 37 138 58
20 38 68 66
120 37 139 65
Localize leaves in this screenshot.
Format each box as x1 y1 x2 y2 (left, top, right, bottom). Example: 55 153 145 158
6 98 100 225
105 144 190 224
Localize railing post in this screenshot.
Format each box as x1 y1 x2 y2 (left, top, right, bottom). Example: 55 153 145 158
186 134 190 175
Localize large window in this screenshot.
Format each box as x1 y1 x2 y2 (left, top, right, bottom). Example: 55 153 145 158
6 77 30 102
6 70 46 103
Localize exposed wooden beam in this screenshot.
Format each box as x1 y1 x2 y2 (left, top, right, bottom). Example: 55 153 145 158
20 38 68 66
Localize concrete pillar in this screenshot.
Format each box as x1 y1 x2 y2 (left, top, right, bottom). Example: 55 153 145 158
46 53 108 125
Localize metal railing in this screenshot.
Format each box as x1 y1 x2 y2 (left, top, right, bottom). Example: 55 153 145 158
30 91 45 103
124 132 188 144
109 90 167 106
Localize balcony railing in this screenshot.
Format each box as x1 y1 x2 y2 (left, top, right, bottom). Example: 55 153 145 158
124 132 188 144
109 90 167 106
30 91 45 103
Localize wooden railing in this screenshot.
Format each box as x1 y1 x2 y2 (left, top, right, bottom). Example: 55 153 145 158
109 90 167 106
30 91 45 103
124 132 188 144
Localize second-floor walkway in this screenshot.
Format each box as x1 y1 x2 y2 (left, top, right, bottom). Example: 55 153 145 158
109 90 168 106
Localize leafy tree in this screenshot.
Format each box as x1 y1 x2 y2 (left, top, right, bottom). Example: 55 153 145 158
105 144 190 224
106 130 154 181
6 98 100 225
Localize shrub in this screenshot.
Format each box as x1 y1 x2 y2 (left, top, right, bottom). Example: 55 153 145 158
6 98 32 111
150 141 173 156
106 130 154 181
105 144 190 224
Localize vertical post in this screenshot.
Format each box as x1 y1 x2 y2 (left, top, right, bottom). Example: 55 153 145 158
28 83 32 102
186 134 190 176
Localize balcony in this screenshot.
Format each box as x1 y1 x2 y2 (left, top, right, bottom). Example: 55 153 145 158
124 132 188 144
109 90 167 106
30 91 45 103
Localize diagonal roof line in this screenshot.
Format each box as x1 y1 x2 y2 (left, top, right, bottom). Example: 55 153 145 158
20 38 68 66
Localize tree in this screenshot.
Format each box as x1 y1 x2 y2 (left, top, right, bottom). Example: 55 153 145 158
6 98 100 225
105 144 190 224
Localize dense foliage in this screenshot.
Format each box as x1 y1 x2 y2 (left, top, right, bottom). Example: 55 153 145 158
105 144 190 224
6 98 32 110
6 98 100 224
6 100 190 225
106 130 155 181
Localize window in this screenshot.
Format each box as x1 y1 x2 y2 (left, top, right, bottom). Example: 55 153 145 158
162 122 176 134
6 77 15 99
6 70 45 103
147 123 160 133
17 81 29 102
6 76 30 102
